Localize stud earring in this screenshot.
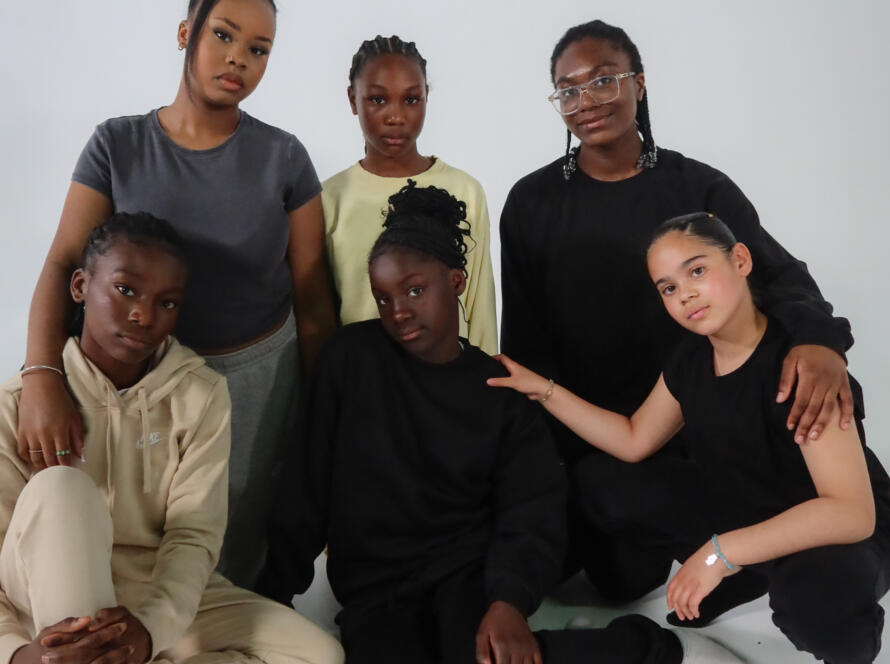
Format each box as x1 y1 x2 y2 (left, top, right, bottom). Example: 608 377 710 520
178 43 185 51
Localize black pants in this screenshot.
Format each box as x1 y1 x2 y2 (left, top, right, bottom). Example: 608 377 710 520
337 564 682 664
574 451 890 664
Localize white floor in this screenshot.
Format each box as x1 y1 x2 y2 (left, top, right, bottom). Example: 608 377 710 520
294 556 890 662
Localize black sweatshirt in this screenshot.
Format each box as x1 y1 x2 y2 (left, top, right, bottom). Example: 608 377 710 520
258 321 567 617
500 149 852 462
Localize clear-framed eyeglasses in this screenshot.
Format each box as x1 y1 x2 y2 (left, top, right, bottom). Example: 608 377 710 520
548 72 637 115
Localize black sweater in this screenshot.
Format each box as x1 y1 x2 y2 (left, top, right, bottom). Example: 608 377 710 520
259 321 567 616
500 149 852 462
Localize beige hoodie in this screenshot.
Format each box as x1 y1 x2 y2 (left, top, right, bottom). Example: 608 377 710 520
0 337 231 661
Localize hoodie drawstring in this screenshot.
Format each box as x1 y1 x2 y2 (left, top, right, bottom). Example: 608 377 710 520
105 388 115 510
138 387 151 493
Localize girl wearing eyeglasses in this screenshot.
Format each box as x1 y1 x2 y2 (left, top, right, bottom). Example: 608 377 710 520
499 19 855 624
322 35 497 355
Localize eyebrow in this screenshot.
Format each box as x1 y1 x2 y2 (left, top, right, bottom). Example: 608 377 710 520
214 16 273 43
555 61 620 86
653 254 707 287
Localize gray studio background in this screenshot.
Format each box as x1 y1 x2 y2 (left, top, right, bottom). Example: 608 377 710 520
2 1 888 466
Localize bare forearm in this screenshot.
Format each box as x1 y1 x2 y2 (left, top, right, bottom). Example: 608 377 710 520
293 292 336 375
25 260 75 366
542 385 649 462
718 496 875 568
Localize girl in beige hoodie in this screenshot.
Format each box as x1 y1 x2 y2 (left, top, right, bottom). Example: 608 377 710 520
0 213 342 664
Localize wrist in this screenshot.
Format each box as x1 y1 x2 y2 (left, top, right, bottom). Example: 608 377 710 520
538 378 555 403
704 533 735 573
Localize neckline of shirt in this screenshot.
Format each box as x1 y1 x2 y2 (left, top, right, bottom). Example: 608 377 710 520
149 107 248 157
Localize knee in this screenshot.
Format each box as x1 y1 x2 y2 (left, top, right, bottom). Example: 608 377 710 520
769 546 884 662
20 466 101 511
307 631 344 664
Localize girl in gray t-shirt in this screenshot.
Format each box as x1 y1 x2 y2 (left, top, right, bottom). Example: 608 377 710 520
18 0 336 591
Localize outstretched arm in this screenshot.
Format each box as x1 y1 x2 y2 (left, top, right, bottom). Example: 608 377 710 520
488 354 683 463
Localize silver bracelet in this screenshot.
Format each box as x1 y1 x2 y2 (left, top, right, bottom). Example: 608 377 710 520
20 365 65 378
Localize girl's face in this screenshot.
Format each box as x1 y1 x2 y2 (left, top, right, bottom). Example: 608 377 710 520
349 54 428 162
71 240 187 387
551 37 644 150
647 232 754 337
369 248 466 364
179 0 276 107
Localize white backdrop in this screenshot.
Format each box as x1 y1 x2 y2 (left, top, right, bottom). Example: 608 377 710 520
1 1 888 457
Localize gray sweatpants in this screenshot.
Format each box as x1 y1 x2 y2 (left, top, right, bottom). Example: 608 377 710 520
204 313 299 590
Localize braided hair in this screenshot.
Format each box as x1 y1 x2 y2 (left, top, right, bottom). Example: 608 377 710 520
368 180 471 276
348 35 427 86
184 0 277 82
82 212 188 273
550 20 657 180
72 213 187 335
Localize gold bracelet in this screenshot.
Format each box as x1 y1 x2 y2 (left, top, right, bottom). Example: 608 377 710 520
21 365 65 378
539 378 555 403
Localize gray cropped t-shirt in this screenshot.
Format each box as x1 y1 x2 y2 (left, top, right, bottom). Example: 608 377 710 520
72 109 320 349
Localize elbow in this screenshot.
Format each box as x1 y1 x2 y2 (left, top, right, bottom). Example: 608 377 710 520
843 499 876 543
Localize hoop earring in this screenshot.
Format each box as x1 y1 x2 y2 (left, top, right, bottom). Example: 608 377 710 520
563 129 577 181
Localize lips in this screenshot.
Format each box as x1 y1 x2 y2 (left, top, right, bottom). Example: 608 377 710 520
575 111 611 132
118 333 153 349
381 135 408 146
687 306 709 321
397 326 422 342
217 73 244 92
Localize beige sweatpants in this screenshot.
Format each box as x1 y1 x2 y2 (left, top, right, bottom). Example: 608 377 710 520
0 467 343 664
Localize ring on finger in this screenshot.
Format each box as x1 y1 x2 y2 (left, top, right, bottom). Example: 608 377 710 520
28 448 43 454
55 449 71 457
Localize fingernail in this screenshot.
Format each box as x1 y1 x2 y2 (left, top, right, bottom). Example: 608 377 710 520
787 423 795 430
809 430 818 439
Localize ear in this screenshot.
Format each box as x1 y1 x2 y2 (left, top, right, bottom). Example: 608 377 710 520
635 72 645 102
70 268 89 304
347 86 358 115
449 269 467 297
177 20 189 50
731 242 754 278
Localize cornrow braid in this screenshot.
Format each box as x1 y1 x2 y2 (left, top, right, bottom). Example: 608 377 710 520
369 180 471 275
348 35 427 85
82 212 188 273
551 19 658 180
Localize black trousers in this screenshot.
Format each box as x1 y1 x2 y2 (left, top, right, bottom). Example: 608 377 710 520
337 563 681 664
573 451 890 664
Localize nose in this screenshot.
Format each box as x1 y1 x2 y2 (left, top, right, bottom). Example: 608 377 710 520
578 88 600 111
392 298 413 322
226 48 246 69
679 284 697 305
385 106 405 125
129 300 153 328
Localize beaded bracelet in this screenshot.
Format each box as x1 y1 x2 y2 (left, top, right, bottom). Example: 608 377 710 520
705 533 735 571
20 365 65 378
539 379 555 403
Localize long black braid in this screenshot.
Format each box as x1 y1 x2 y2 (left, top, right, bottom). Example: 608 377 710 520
348 35 427 86
550 20 658 180
369 180 471 276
